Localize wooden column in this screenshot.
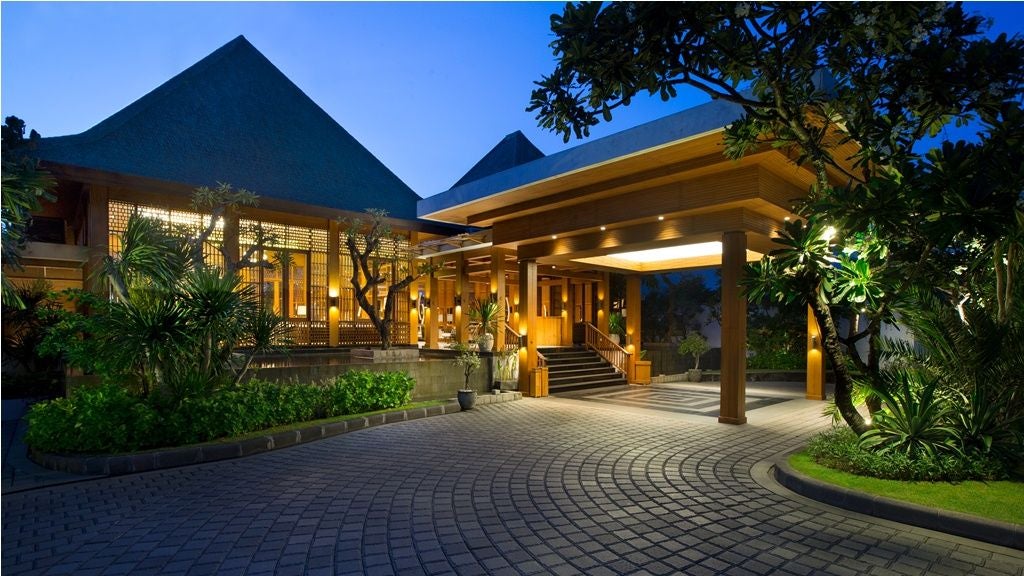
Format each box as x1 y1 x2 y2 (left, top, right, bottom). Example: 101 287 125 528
455 254 469 344
517 259 538 393
561 277 573 346
806 305 826 400
426 259 439 349
719 231 748 424
584 282 594 324
626 274 642 382
408 232 420 346
328 220 341 347
85 185 109 296
597 272 610 334
490 248 506 350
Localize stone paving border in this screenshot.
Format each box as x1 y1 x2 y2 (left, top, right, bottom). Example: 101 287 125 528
29 391 522 478
772 452 1024 551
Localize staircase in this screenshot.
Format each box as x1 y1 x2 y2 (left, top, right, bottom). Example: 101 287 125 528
539 347 628 393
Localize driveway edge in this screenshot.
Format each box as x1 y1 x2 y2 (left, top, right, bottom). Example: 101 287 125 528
772 454 1024 551
29 392 522 479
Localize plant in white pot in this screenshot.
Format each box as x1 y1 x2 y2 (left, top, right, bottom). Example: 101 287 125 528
452 343 480 410
677 332 710 382
607 312 625 346
468 299 503 352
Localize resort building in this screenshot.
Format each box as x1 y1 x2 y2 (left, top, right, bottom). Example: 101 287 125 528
11 35 855 423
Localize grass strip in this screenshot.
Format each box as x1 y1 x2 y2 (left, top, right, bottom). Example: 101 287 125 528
789 452 1024 526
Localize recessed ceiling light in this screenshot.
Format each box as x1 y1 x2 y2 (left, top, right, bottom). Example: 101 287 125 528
551 235 557 240
784 216 790 221
608 242 723 263
600 226 606 231
657 215 665 221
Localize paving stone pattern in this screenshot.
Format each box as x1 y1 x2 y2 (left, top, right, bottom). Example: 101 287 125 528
574 386 790 416
3 399 1023 575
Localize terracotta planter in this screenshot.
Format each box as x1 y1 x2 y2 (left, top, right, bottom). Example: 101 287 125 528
477 333 494 352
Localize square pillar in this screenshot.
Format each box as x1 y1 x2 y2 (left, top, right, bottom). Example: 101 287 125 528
490 248 507 350
719 231 748 424
328 220 341 347
626 274 642 382
597 272 610 334
426 259 439 349
517 259 538 394
85 185 109 296
455 254 469 344
561 277 573 346
806 305 826 400
584 282 594 325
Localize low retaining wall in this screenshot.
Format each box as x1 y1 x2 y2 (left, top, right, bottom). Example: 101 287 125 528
246 356 491 402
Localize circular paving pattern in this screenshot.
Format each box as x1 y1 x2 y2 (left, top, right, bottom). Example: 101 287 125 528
3 397 1023 575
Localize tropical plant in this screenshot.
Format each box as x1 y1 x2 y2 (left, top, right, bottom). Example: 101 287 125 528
676 332 710 371
452 343 480 391
40 187 290 401
1 116 57 308
1 280 62 374
468 298 503 336
607 312 625 337
858 370 958 459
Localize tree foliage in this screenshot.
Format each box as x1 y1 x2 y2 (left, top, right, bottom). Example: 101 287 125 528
1 116 56 308
530 2 1024 435
42 186 290 400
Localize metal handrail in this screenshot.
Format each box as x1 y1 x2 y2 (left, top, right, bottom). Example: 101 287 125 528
582 322 630 375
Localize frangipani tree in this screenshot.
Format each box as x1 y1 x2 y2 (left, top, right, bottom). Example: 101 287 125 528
530 2 1024 434
344 209 436 350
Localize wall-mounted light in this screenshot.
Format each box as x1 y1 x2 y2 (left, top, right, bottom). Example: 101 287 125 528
519 333 528 347
811 334 818 348
420 296 431 308
329 295 339 309
454 295 462 306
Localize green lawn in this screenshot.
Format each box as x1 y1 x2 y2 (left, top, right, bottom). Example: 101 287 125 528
789 452 1024 526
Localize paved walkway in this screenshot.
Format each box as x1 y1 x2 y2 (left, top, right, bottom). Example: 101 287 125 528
3 388 1023 575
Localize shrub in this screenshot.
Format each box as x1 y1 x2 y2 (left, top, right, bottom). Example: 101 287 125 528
808 427 1009 482
24 371 417 454
25 383 160 454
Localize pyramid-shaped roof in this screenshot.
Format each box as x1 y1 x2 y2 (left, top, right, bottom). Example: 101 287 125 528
33 35 421 219
451 130 544 189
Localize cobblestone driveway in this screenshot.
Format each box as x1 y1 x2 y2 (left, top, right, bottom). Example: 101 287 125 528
3 397 1022 575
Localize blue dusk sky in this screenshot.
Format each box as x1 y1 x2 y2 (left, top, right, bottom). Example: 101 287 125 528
2 2 1022 199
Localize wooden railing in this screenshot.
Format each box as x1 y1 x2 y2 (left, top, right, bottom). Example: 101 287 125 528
504 323 521 352
583 322 629 375
537 350 547 369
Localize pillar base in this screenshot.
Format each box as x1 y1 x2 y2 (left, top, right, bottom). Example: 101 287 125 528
717 416 747 425
806 392 826 401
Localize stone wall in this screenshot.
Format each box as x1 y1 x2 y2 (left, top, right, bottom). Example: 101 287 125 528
246 358 491 402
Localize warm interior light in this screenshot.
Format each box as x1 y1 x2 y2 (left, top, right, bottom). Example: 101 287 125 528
600 226 606 231
784 216 791 221
608 242 722 263
551 235 558 240
657 215 664 221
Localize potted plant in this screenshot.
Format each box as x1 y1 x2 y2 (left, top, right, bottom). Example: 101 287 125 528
677 332 710 382
469 299 503 352
452 343 480 410
607 312 625 346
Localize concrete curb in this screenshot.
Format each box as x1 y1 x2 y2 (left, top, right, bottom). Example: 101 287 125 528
30 392 523 478
773 454 1024 551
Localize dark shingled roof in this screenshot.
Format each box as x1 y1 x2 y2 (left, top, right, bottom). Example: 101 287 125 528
451 130 544 189
33 35 421 219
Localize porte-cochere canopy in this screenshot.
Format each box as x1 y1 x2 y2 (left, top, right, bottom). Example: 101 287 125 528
416 98 858 424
